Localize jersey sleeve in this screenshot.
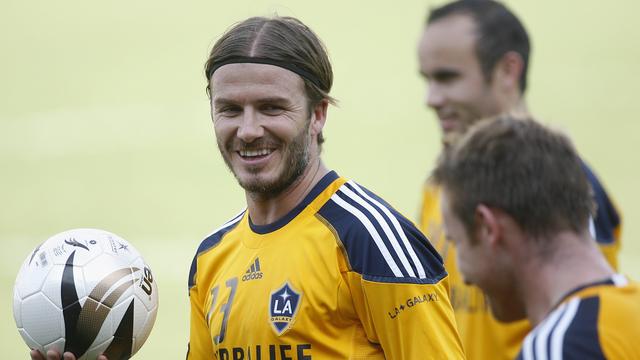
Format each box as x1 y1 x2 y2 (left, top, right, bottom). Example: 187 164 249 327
352 274 463 359
187 283 214 359
517 296 607 360
581 162 622 270
186 213 244 360
318 181 464 359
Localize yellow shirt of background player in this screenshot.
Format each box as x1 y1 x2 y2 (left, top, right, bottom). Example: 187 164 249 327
420 182 528 360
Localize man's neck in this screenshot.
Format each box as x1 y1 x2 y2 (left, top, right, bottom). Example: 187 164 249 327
246 159 329 226
517 231 614 326
505 98 528 118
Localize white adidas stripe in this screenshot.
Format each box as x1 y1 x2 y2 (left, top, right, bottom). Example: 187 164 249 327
550 298 580 360
347 181 427 279
521 327 535 360
530 299 571 360
523 301 568 360
339 185 416 278
330 193 403 277
204 209 246 239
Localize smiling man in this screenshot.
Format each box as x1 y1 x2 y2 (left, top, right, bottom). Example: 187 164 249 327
416 1 622 359
186 16 464 359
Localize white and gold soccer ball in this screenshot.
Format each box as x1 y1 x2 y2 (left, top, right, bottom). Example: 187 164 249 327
13 228 159 359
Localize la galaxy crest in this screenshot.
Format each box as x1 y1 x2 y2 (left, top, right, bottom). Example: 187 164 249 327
269 281 302 335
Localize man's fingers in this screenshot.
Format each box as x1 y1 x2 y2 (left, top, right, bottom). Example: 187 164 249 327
30 349 44 360
30 349 101 360
46 350 61 360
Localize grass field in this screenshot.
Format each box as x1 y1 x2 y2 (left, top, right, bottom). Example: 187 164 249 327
2 0 639 357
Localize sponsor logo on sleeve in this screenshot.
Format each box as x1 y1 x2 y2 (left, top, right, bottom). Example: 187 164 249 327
388 292 439 319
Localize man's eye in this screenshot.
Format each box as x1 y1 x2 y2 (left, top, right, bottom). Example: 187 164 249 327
261 105 285 115
433 72 458 83
218 107 241 116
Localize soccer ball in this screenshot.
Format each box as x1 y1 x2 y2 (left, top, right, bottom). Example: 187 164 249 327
13 229 159 359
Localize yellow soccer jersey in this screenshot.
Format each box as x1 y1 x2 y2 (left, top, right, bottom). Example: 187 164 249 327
419 166 622 360
517 275 640 359
188 171 464 360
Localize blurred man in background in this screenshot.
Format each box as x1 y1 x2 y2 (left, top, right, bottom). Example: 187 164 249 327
434 116 640 359
416 1 621 358
187 15 464 359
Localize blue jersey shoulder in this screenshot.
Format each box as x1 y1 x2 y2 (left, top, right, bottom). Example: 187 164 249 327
561 296 606 359
317 180 445 284
517 296 605 360
187 211 245 290
581 161 620 244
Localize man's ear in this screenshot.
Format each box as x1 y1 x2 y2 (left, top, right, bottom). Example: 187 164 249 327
475 204 503 248
310 99 328 137
494 51 524 92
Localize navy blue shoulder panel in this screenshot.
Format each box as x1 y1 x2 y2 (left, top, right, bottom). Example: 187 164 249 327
562 296 606 360
515 296 605 360
581 161 620 244
188 211 245 290
318 181 445 284
558 277 614 305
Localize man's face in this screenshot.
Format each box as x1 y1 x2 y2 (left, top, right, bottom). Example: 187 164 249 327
418 14 505 138
210 63 316 197
440 190 523 322
440 190 487 288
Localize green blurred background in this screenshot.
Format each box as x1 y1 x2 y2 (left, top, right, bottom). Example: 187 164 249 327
2 0 639 357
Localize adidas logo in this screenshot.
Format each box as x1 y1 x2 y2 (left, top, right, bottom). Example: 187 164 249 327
242 258 263 282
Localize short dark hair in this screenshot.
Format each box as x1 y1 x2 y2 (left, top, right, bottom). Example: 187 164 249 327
433 116 594 241
428 0 530 93
204 16 335 146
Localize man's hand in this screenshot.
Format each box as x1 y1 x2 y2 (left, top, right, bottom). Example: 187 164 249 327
30 349 108 360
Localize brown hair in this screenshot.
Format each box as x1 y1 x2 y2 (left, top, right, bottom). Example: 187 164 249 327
428 0 530 93
433 116 594 240
204 16 335 146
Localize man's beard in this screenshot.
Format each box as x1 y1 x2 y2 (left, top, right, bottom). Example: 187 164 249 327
218 122 311 199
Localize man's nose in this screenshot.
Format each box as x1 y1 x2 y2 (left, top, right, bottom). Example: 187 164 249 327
236 110 264 143
426 85 445 109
